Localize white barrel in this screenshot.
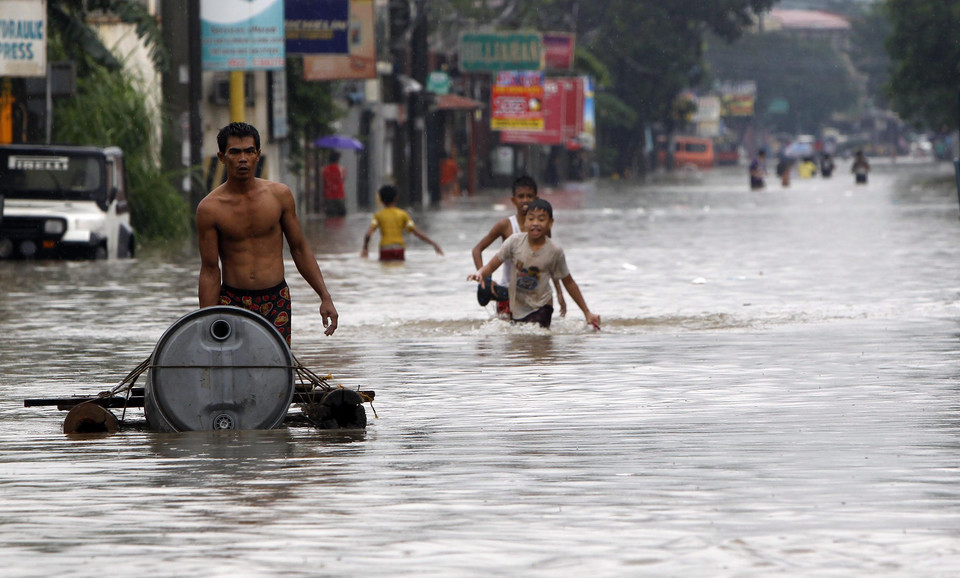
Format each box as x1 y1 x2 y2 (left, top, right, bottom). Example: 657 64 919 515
145 306 295 432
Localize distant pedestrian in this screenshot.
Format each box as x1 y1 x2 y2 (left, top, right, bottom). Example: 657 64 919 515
361 185 443 261
749 149 767 190
776 155 792 188
439 151 461 198
851 150 870 184
820 153 835 178
322 151 347 217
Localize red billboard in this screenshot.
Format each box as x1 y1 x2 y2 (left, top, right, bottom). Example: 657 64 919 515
500 77 584 145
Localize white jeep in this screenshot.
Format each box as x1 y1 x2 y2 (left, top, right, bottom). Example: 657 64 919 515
0 144 135 259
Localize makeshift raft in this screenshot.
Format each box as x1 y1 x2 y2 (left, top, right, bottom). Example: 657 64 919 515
24 306 375 434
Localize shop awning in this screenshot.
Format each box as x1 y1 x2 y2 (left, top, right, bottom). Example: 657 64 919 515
433 94 484 110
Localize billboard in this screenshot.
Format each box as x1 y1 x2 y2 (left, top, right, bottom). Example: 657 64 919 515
201 0 286 71
501 77 588 147
285 0 349 55
0 0 46 78
491 71 545 132
718 80 756 117
302 0 375 80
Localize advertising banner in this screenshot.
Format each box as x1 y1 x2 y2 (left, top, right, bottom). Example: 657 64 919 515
285 0 349 55
500 77 587 145
201 0 285 71
460 32 543 72
302 0 375 80
491 71 545 132
717 80 756 117
0 0 46 78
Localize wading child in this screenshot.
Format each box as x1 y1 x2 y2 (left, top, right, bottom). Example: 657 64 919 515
361 185 443 261
467 198 600 330
471 175 566 318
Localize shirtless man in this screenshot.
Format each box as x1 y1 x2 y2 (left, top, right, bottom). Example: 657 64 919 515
197 122 338 344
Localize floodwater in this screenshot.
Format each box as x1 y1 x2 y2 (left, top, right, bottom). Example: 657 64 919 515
3 160 960 576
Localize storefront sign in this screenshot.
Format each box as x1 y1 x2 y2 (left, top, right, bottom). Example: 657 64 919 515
285 0 349 55
460 32 543 72
0 0 46 78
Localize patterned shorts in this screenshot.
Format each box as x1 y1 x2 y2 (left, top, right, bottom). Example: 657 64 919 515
219 280 291 346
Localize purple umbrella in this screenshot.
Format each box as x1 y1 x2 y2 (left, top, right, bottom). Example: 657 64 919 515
313 134 365 150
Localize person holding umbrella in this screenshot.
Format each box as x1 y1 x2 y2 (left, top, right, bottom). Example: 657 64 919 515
315 134 364 216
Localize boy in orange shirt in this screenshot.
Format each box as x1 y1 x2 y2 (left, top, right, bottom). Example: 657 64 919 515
361 185 443 261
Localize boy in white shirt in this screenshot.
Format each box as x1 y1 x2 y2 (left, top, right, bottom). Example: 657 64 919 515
468 198 600 330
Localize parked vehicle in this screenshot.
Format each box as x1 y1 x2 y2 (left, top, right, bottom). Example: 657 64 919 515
0 144 135 260
656 136 715 169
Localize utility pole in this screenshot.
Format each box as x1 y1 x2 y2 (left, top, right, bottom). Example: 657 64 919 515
188 0 204 210
389 0 411 204
409 0 428 206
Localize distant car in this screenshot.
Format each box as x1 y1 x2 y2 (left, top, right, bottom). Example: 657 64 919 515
656 136 715 169
0 144 135 260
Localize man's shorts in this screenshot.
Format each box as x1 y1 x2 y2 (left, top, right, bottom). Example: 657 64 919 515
379 244 405 262
513 304 554 329
219 280 291 346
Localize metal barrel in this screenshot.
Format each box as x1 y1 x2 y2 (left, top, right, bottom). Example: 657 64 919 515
144 306 295 432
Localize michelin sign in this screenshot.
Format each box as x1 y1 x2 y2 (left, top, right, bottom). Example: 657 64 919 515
0 0 46 77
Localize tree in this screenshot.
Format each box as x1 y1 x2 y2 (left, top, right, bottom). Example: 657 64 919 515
582 0 776 175
705 31 861 135
48 0 167 73
886 0 960 130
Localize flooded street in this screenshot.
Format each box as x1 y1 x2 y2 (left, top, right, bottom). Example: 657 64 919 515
4 161 960 576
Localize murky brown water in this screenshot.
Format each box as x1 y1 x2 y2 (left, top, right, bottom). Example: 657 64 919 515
4 161 960 576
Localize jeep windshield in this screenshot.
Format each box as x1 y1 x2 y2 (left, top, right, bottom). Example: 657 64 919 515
0 151 104 202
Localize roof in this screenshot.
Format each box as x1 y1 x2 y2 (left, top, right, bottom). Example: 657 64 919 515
768 9 851 31
433 94 484 110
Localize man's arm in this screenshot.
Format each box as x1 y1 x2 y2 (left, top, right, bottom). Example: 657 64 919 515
279 185 338 336
196 199 222 308
471 219 508 269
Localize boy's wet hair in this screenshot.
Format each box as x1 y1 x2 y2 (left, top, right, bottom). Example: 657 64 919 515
526 198 553 219
512 175 538 196
378 185 398 205
217 122 261 153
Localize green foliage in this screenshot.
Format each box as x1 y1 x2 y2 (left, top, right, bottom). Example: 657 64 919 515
48 0 167 73
285 57 341 173
52 64 191 241
886 0 960 130
705 32 861 134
